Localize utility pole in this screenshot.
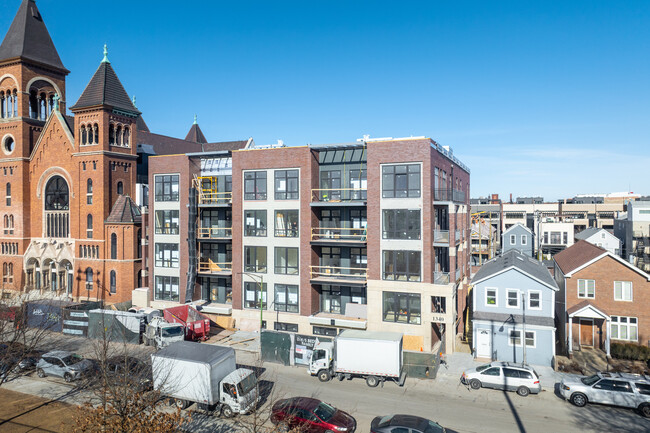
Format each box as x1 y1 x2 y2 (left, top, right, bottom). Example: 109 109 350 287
521 292 527 366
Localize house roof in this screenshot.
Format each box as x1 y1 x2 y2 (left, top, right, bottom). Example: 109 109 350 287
70 60 140 114
0 0 68 73
472 311 555 328
502 222 533 236
137 131 202 155
471 249 558 291
136 116 150 132
184 123 207 144
105 195 141 224
566 300 609 318
202 140 249 152
553 240 607 275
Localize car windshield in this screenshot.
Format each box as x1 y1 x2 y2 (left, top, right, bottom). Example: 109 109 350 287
475 364 491 372
162 326 184 338
237 372 257 395
581 375 601 386
61 354 83 365
424 420 445 433
313 402 336 422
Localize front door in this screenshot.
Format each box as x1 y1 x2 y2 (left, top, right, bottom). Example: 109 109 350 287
476 328 492 358
580 319 594 347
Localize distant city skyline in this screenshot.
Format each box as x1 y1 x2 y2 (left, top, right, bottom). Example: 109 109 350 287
5 0 648 200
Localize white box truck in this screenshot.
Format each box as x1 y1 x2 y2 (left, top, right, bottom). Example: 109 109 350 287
151 342 259 417
308 330 406 387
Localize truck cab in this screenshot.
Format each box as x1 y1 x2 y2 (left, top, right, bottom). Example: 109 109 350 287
219 368 260 416
144 317 184 348
308 342 333 377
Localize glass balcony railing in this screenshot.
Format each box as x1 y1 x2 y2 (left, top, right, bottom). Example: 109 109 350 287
312 227 367 242
434 230 449 243
310 265 367 281
434 271 450 284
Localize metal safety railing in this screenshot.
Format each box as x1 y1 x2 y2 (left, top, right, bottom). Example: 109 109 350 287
310 265 367 280
311 227 367 242
197 227 232 239
311 188 367 203
197 259 232 274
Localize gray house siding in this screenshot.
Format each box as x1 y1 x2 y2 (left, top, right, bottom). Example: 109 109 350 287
502 225 533 256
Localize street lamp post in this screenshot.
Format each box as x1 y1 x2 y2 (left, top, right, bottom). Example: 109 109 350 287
239 272 265 329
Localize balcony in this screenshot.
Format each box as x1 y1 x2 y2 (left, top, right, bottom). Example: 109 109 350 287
197 259 232 276
311 227 367 245
433 230 449 244
310 265 367 285
433 189 465 203
311 188 367 205
434 271 450 285
198 227 232 240
309 312 367 330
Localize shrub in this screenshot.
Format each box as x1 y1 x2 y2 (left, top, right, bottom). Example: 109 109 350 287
611 342 650 362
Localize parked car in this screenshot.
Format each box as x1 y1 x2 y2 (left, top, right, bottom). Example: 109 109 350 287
36 351 94 382
271 397 356 433
560 372 650 417
105 355 153 390
371 414 447 433
0 342 42 374
461 362 541 396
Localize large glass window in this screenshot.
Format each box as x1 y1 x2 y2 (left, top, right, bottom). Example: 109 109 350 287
244 281 267 309
382 250 421 281
578 279 595 299
155 210 179 234
274 284 299 312
350 169 367 200
319 171 341 201
382 291 421 324
244 210 267 236
610 316 638 341
244 246 267 273
155 243 179 267
274 169 299 200
205 277 232 304
382 209 421 239
86 214 93 239
155 276 179 302
154 175 179 202
244 171 267 200
275 210 299 237
110 233 117 259
382 164 421 198
45 176 69 210
321 285 366 315
86 179 92 204
275 247 299 275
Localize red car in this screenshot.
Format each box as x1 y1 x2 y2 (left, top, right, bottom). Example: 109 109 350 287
271 397 356 433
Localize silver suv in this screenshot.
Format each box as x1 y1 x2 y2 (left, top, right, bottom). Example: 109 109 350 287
36 351 94 382
560 372 650 417
461 362 541 396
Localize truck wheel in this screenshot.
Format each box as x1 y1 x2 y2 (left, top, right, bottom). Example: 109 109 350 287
469 379 481 390
174 398 189 409
366 375 379 388
317 369 331 382
221 405 234 418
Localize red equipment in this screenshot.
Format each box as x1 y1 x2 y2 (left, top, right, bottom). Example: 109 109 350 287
163 305 210 341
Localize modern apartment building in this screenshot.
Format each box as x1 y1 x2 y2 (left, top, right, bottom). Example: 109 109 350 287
147 137 471 353
469 196 501 266
615 200 650 273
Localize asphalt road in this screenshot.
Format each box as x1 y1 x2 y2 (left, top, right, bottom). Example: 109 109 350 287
3 335 650 433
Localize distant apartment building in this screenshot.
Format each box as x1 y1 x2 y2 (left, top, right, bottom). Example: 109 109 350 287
469 195 501 265
146 137 471 353
539 219 574 257
615 200 650 274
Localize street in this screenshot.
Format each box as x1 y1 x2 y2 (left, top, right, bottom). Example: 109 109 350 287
2 336 650 433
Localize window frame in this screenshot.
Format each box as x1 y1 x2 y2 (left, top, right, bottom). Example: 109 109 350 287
154 275 180 302
506 289 520 309
244 246 267 273
610 316 638 342
614 281 633 302
5 182 10 206
154 243 180 268
155 210 180 235
577 279 595 299
381 163 421 198
528 290 542 310
274 322 298 332
244 170 267 200
521 235 527 245
485 287 498 307
243 281 267 309
274 283 299 313
274 209 299 237
510 234 516 245
86 214 93 239
382 250 421 282
274 247 299 275
244 210 267 237
382 291 421 325
382 209 421 240
154 174 179 202
274 169 299 200
86 179 92 204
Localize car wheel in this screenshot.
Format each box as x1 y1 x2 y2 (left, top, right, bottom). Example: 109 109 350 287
570 393 588 407
317 369 331 382
64 373 73 383
639 403 650 418
469 379 481 390
366 375 379 388
276 421 290 432
221 405 234 418
516 386 530 397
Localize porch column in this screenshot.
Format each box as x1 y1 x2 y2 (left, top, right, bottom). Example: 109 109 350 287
605 317 611 358
568 316 573 354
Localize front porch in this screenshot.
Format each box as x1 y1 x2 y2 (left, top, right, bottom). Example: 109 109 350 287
567 301 610 357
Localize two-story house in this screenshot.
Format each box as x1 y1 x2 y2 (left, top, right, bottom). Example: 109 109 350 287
471 249 559 366
502 223 534 257
553 240 650 357
574 228 621 256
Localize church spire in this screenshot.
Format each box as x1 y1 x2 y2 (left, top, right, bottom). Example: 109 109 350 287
0 0 68 73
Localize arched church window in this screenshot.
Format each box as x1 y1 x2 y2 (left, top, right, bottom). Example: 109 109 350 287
45 176 69 210
117 181 123 195
111 233 117 259
109 124 115 145
110 270 116 294
85 267 93 290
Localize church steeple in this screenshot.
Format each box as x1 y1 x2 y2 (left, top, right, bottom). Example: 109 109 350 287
0 0 68 73
184 115 208 143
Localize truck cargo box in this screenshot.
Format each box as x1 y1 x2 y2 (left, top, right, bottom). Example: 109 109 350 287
335 330 403 377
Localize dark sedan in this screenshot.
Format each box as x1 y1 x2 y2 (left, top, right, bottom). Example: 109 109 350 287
271 397 356 433
371 414 447 433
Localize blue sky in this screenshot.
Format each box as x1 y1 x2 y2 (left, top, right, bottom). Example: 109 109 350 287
4 1 649 200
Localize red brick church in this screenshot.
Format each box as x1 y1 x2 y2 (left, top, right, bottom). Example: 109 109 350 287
0 1 215 303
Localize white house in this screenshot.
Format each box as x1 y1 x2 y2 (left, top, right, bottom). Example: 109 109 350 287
574 227 621 256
